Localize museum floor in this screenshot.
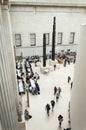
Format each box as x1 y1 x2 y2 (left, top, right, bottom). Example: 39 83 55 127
21 60 74 130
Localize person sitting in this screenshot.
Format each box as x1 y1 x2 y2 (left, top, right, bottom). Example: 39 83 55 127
24 109 32 120
34 87 38 95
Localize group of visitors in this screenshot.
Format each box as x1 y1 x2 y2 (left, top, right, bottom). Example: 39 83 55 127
57 50 76 67
54 85 71 129
26 55 41 67
16 61 26 95
45 85 65 129
63 55 76 67
54 86 64 128
45 100 55 116
16 57 41 96
45 103 64 128
45 86 62 116
25 58 40 95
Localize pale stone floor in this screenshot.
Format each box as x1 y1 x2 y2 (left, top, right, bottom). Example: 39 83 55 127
22 60 74 130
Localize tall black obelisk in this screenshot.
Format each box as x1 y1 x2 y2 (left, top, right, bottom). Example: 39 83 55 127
52 17 56 61
43 34 46 67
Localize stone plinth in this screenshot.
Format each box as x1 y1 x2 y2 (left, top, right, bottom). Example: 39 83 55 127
40 66 50 74
48 59 57 66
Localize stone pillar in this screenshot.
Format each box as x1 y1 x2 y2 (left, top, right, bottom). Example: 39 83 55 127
43 34 46 67
70 24 86 130
52 17 56 61
0 4 19 130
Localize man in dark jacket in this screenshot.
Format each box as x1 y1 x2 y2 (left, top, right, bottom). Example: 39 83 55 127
50 100 55 111
45 104 51 116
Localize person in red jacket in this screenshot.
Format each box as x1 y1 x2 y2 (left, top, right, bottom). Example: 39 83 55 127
58 114 63 128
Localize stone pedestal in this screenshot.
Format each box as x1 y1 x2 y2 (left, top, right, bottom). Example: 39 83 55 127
48 59 57 66
40 66 51 74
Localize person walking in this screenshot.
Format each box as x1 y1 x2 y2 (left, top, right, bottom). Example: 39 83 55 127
56 92 59 102
71 82 73 89
54 86 57 95
57 87 61 96
50 100 55 111
68 76 71 83
58 114 63 128
54 64 56 71
45 104 51 116
64 59 67 67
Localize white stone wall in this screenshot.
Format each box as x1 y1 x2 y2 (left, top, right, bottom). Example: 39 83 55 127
10 5 86 56
70 24 86 130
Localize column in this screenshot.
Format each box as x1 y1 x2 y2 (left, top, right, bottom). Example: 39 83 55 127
70 24 86 130
1 4 18 106
0 3 19 130
52 17 56 61
43 34 46 67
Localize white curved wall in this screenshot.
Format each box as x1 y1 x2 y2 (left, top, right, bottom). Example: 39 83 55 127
70 24 86 130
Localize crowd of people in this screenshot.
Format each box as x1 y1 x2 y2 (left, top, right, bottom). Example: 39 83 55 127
16 57 41 95
57 50 76 67
25 58 40 95
16 61 26 95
